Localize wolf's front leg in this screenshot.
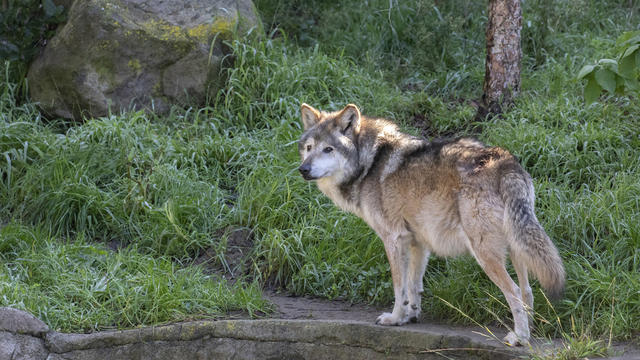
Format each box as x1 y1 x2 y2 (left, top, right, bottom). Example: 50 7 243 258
406 241 430 322
375 233 411 326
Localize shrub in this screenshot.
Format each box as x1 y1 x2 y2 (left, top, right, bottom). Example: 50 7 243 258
0 0 66 84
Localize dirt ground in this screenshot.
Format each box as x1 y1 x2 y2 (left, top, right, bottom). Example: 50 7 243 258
264 290 386 322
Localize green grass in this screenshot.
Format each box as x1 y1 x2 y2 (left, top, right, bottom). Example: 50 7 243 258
1 0 639 344
0 222 269 333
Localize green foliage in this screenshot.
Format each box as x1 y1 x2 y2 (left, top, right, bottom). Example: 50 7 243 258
0 223 270 333
617 31 640 78
0 0 67 84
521 0 637 68
578 31 640 103
256 0 486 94
531 333 609 360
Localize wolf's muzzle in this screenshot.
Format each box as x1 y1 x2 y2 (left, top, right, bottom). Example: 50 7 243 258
298 164 314 180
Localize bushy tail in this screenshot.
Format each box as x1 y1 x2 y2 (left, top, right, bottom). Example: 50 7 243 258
500 171 565 299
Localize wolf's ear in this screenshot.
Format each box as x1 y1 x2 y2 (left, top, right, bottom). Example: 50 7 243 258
300 103 321 130
336 104 361 135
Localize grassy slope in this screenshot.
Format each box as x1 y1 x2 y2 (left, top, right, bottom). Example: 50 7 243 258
1 0 639 341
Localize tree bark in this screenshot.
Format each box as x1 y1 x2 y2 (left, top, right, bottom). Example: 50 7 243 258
480 0 522 118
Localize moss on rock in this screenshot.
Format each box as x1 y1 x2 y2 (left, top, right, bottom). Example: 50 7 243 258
27 0 263 120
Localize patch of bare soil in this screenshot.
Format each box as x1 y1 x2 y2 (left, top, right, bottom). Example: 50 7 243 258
192 226 254 283
264 290 386 322
263 290 500 341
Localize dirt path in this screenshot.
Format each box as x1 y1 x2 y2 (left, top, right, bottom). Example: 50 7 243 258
263 290 517 344
264 291 386 322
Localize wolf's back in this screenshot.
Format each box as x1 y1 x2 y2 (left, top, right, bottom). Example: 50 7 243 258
500 168 565 299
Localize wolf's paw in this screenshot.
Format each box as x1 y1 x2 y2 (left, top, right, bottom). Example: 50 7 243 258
375 312 408 326
503 331 529 347
407 304 421 323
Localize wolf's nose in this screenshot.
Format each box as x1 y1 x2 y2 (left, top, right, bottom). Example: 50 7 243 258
298 164 311 177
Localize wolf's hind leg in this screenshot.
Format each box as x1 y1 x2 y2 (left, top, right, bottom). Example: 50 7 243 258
376 232 411 326
510 250 534 314
406 240 430 322
471 245 530 346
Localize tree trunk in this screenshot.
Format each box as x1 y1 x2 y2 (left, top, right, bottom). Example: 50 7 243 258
480 0 522 118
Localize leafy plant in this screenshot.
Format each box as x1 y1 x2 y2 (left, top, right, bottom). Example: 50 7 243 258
0 0 65 61
0 0 66 86
577 31 640 103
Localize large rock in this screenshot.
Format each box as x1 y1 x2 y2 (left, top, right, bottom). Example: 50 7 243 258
28 0 262 120
0 308 49 360
44 319 525 360
0 332 48 360
0 307 49 336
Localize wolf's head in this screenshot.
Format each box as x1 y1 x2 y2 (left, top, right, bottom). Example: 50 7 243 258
297 103 361 181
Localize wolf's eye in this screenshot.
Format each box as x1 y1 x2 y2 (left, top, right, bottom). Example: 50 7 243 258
323 147 333 153
306 145 312 151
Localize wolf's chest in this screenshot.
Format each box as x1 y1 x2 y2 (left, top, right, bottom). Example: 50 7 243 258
316 178 362 216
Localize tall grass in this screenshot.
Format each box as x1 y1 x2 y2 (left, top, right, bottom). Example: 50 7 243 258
0 222 269 333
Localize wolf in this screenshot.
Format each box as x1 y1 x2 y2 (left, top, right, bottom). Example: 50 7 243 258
296 103 565 345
